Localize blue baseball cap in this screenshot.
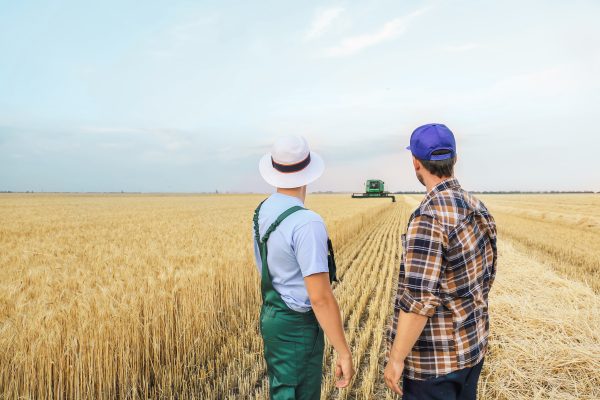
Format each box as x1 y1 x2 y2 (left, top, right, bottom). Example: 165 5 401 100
406 123 456 161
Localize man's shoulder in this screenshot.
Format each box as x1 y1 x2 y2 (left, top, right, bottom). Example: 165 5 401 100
261 197 324 228
288 210 327 246
414 187 476 228
467 192 492 214
289 209 325 229
413 189 455 220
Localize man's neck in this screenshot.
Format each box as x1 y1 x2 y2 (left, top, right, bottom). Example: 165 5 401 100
276 187 305 204
424 175 452 193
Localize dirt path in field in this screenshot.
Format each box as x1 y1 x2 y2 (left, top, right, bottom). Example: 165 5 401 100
321 202 404 400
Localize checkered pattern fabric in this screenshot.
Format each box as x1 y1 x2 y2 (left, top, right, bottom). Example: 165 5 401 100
387 178 497 380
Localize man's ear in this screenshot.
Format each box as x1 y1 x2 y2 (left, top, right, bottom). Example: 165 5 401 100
412 156 420 171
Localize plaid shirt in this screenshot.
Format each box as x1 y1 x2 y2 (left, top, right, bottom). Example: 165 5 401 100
387 178 497 380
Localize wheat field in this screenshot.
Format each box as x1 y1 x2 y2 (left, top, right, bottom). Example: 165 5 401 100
1 193 599 399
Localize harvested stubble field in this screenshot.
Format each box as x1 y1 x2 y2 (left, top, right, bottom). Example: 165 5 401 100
1 193 599 399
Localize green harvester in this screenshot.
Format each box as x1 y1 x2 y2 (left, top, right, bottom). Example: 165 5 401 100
351 179 396 202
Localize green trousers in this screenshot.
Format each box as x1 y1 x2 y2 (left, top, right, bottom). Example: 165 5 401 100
260 305 325 400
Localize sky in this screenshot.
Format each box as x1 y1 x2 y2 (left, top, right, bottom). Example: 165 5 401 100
1 0 599 193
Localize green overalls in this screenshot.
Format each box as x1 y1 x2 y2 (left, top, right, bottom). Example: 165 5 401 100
253 201 337 400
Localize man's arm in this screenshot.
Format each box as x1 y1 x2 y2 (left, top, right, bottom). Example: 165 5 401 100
384 311 428 394
384 214 446 394
294 219 355 388
304 273 354 388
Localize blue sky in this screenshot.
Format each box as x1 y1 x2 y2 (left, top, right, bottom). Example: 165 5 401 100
1 0 599 192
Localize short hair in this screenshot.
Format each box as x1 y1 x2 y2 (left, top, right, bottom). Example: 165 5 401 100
417 150 456 178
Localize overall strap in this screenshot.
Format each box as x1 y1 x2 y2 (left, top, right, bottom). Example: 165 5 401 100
327 238 338 283
253 201 305 245
261 206 305 244
253 199 267 245
254 203 306 305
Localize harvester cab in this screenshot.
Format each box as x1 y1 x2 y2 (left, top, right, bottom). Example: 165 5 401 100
351 179 396 202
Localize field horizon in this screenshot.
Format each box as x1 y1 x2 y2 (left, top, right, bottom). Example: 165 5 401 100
2 190 599 195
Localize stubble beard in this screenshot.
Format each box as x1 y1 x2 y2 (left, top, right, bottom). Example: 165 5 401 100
416 171 425 186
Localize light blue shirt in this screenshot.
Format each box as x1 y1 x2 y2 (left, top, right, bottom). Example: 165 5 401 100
253 192 329 312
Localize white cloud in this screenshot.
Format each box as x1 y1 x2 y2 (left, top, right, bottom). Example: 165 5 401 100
171 15 219 42
443 43 481 52
98 142 129 150
81 126 145 135
146 14 219 58
392 63 595 119
214 144 265 162
304 7 344 41
165 140 190 151
324 7 430 57
488 64 588 98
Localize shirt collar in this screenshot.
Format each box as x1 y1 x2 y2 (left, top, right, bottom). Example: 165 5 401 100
271 192 305 206
421 177 461 205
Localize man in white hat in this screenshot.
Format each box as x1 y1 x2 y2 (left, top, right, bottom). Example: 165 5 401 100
253 135 354 399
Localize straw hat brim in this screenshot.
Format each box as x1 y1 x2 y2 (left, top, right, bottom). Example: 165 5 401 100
258 151 324 189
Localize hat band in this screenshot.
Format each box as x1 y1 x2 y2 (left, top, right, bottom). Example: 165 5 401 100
271 154 311 173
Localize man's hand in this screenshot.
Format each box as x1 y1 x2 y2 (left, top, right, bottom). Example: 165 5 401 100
385 310 429 394
305 273 354 388
384 355 404 395
335 352 355 388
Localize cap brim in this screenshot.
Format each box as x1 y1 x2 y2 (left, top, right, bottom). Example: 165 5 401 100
406 146 411 151
259 151 325 188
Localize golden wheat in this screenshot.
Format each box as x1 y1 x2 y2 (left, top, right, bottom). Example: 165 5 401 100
479 194 600 293
0 194 391 399
1 193 599 399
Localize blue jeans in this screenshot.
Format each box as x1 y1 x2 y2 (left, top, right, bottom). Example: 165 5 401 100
402 359 484 400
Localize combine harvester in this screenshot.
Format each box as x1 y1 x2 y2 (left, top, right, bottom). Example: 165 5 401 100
351 179 396 202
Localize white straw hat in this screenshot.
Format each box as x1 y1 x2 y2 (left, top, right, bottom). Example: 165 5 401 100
259 135 325 188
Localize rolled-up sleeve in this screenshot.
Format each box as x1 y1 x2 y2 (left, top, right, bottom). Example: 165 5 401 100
293 220 329 277
398 214 446 317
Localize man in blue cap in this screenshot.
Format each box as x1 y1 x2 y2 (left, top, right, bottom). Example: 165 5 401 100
384 123 498 399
